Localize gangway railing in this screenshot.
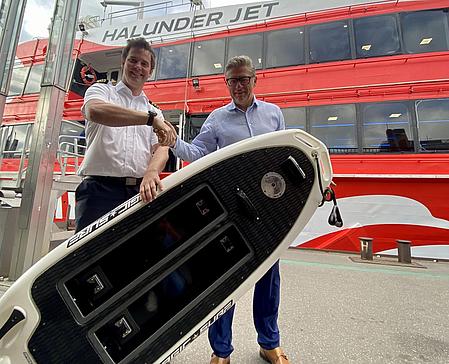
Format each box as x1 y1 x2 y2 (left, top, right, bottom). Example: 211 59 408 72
102 0 177 26
57 134 86 177
0 133 85 189
0 150 30 190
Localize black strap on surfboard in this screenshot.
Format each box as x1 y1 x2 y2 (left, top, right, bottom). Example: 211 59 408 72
313 154 343 228
0 308 25 341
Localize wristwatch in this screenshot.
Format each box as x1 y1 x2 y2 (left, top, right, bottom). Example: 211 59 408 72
146 110 158 126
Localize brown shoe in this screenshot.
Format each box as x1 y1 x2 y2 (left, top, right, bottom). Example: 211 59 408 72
210 353 230 364
259 347 290 364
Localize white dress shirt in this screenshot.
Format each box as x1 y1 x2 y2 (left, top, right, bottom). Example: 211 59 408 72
79 81 160 178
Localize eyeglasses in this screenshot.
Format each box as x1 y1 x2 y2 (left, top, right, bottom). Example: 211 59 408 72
225 76 253 87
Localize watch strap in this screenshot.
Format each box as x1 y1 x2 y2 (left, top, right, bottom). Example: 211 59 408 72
147 110 157 126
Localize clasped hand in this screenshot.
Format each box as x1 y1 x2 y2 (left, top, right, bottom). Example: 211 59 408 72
152 115 177 147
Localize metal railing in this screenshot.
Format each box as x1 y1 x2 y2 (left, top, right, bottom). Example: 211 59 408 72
0 129 86 188
57 134 86 177
0 149 30 189
101 0 189 26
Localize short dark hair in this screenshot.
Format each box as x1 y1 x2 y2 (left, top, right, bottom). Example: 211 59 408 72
122 37 156 70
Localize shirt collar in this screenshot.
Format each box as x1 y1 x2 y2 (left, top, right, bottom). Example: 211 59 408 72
116 81 147 99
226 96 259 111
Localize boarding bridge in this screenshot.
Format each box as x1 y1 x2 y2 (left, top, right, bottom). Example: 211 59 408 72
0 130 84 277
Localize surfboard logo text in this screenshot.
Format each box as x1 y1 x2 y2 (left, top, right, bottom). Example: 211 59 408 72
161 300 234 364
66 194 141 247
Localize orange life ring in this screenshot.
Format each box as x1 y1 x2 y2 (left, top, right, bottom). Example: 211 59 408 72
80 64 97 86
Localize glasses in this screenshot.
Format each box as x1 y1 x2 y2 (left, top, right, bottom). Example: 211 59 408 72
225 76 253 87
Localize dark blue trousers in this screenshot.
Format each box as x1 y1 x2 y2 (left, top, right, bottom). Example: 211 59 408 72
75 178 140 232
208 261 281 358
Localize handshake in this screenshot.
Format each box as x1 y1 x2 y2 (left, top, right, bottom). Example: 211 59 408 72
152 114 178 147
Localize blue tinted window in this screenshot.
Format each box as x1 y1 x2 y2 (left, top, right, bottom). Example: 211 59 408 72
309 104 357 153
354 15 401 58
281 107 306 130
24 64 44 94
266 28 305 68
416 99 449 152
361 102 413 152
149 47 160 81
8 65 28 96
2 124 31 158
157 43 190 80
401 10 449 53
228 34 263 69
309 21 351 63
192 39 226 76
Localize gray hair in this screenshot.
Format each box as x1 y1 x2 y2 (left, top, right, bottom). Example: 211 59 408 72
225 55 256 77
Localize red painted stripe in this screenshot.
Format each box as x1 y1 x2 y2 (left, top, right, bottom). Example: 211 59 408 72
297 224 449 252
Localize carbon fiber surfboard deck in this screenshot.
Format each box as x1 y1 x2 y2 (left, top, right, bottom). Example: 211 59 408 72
2 128 334 364
26 146 314 363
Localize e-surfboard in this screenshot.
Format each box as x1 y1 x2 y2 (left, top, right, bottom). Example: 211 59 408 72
0 129 333 364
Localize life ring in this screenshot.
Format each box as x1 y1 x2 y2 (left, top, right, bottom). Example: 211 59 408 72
80 64 97 86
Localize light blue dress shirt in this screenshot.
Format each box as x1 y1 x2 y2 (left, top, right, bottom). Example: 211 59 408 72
172 97 285 162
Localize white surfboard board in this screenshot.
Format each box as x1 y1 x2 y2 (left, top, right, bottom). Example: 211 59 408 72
0 129 333 364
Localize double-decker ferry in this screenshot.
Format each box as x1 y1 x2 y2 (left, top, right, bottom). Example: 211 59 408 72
1 0 449 259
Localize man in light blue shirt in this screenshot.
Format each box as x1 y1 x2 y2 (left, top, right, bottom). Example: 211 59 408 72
170 55 290 364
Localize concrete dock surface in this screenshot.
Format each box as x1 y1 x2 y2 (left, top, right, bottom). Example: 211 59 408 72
172 249 449 364
1 248 448 363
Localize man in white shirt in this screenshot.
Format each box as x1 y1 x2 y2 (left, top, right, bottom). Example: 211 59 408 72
75 37 176 232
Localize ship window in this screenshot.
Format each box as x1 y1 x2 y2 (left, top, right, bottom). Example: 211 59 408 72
401 10 449 54
416 99 449 152
361 102 413 153
1 124 31 158
156 43 190 80
309 20 351 63
354 15 401 58
8 65 28 96
281 107 306 130
186 114 208 143
266 27 305 68
148 47 159 81
24 64 44 94
192 39 226 76
227 34 263 69
309 104 357 153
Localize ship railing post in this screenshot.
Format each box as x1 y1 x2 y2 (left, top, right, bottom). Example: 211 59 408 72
359 237 373 260
396 240 412 264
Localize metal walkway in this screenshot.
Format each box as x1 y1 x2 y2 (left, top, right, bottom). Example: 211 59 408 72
1 248 448 363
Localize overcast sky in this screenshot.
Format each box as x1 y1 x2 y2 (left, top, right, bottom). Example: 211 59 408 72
20 0 262 41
